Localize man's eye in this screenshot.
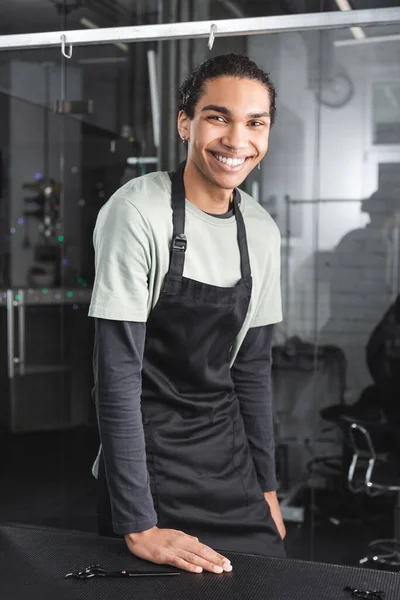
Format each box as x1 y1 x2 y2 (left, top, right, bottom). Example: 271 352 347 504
250 121 264 127
209 116 226 123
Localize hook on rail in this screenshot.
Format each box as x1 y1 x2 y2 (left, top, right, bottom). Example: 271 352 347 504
208 24 217 50
61 34 73 59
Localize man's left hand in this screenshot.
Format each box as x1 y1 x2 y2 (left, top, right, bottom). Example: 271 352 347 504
264 491 286 540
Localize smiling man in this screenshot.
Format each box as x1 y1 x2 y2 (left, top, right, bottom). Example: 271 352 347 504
89 54 285 574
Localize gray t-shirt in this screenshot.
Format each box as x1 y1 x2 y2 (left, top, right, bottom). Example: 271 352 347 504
89 171 283 535
88 170 282 362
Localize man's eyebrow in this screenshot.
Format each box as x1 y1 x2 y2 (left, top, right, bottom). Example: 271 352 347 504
248 111 270 119
201 105 270 119
201 104 231 115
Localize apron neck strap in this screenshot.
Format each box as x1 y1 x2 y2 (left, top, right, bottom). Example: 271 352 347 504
169 161 187 278
169 161 251 280
232 189 251 279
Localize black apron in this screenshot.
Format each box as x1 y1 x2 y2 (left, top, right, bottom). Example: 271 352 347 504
98 162 285 558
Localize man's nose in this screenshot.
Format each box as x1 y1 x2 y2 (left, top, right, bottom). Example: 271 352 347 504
222 124 248 153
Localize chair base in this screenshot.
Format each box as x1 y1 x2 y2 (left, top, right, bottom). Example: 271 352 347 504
360 539 400 569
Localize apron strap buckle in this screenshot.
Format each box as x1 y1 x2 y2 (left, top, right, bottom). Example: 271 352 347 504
172 234 187 253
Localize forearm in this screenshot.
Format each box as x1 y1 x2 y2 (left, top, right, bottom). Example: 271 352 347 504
232 324 277 492
94 319 157 534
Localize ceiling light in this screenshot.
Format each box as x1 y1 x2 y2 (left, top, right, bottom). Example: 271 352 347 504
335 0 352 10
350 26 366 40
335 0 366 41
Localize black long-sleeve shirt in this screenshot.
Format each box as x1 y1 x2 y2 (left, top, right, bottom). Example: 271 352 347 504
93 319 277 535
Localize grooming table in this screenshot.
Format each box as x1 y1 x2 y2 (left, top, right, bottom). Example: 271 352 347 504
0 524 399 599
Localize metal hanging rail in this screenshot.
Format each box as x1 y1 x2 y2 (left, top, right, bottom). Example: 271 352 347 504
0 7 399 51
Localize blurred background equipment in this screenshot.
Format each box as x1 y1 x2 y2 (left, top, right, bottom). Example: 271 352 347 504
22 177 62 286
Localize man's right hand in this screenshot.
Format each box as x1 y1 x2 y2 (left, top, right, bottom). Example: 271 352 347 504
125 526 232 574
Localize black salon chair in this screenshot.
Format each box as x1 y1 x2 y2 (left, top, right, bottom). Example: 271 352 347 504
347 422 400 570
317 294 400 527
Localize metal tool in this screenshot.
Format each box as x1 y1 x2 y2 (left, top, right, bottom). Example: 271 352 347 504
344 586 385 600
65 564 180 580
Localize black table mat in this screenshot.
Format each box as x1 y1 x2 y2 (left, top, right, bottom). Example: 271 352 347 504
1 524 399 600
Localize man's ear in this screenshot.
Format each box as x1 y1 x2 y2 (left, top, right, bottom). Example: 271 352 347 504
177 110 191 141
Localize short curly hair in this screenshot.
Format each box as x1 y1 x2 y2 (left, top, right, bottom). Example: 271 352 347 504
179 53 277 126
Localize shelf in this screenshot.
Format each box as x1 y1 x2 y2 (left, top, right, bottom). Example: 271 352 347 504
0 288 92 307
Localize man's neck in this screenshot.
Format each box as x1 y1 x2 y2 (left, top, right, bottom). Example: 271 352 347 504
183 160 233 215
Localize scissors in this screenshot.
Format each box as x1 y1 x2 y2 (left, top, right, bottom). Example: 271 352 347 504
344 586 385 600
65 564 180 580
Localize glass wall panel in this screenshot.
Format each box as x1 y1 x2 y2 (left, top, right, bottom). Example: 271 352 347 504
0 47 96 528
249 24 400 564
316 28 400 565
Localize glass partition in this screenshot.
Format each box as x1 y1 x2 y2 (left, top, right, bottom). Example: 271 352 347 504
249 25 400 563
0 47 96 528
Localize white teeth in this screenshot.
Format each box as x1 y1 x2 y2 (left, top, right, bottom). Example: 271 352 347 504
216 155 246 167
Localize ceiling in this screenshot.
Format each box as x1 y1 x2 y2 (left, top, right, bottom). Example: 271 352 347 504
0 0 399 36
0 0 159 35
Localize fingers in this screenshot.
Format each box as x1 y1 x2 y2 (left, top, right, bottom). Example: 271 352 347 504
187 538 231 570
163 552 203 574
156 534 232 574
177 550 232 573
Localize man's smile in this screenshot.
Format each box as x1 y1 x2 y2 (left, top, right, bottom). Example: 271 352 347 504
208 150 254 172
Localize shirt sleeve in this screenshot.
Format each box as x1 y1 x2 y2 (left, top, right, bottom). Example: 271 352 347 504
93 318 158 534
231 323 277 492
250 217 283 328
88 195 151 321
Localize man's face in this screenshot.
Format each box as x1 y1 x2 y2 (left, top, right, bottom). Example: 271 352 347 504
178 76 272 190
